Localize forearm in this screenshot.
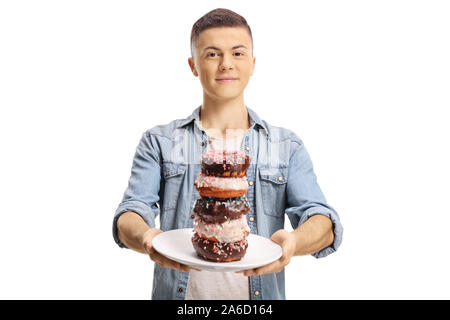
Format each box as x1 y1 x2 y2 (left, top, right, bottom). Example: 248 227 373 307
291 214 334 256
117 211 152 254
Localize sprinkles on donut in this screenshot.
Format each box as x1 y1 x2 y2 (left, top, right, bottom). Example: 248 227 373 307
191 149 251 262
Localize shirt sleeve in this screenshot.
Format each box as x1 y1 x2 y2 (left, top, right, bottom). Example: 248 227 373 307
284 138 343 258
112 131 162 249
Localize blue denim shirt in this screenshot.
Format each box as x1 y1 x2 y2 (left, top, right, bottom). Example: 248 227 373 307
113 105 343 300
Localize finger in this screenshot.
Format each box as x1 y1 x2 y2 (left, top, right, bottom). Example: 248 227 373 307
254 261 281 275
149 251 164 263
160 257 195 273
161 256 183 270
270 229 289 244
179 264 202 272
246 259 284 276
143 242 154 254
149 250 200 272
149 252 165 267
190 266 203 272
143 237 160 254
177 263 191 273
280 255 291 265
242 268 257 277
150 252 177 270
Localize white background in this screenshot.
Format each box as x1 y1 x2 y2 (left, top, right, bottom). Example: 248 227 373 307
1 0 449 299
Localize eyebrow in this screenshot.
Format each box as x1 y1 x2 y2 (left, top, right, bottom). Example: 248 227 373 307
202 45 248 53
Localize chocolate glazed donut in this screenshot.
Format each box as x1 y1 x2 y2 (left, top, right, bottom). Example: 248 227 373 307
192 149 252 263
193 196 250 224
191 232 248 262
201 150 250 177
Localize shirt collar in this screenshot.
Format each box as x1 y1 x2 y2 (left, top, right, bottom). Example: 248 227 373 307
176 104 268 137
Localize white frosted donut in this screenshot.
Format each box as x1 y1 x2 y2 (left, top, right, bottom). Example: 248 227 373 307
194 214 250 243
194 173 248 191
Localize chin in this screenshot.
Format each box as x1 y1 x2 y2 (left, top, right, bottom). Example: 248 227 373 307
205 88 242 100
216 92 244 100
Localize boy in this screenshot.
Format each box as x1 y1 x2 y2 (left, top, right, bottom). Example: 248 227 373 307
113 8 343 300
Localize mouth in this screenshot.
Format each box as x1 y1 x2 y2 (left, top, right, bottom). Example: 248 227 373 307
216 78 238 83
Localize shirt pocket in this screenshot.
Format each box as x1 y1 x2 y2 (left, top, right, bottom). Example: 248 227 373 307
258 167 288 218
162 161 186 211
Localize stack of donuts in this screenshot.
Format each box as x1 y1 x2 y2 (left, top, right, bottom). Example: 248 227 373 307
192 149 251 262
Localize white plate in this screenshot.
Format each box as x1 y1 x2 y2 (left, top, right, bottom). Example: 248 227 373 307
152 228 282 272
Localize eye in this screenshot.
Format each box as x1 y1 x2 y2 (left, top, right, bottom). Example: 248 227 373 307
234 52 244 57
207 52 217 57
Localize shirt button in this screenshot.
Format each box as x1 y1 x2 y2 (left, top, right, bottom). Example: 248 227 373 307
248 181 253 186
278 176 283 181
254 291 260 296
191 214 195 219
201 142 205 147
245 146 250 151
178 288 184 293
249 217 254 222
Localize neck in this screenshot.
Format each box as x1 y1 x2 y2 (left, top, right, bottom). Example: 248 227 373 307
199 93 250 138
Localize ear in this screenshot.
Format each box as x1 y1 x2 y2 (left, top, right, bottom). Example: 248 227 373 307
188 57 198 77
250 56 256 76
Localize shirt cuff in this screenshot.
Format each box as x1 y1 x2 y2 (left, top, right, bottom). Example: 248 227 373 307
298 206 344 259
112 200 157 249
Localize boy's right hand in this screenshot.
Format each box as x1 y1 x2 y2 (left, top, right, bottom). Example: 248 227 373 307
141 228 202 273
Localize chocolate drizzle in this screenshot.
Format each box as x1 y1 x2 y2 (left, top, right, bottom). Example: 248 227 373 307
192 149 252 263
191 232 248 262
201 150 250 177
193 195 250 224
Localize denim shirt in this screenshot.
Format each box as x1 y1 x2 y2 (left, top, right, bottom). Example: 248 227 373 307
112 105 343 300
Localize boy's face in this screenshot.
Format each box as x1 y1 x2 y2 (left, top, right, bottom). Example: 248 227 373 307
188 27 255 101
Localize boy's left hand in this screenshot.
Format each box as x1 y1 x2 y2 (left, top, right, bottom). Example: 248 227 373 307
235 229 296 277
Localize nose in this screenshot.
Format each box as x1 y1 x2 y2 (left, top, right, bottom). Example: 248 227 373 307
219 55 234 71
220 64 233 71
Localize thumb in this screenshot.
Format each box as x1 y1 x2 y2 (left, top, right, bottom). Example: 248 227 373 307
144 242 155 254
270 229 289 244
142 228 161 254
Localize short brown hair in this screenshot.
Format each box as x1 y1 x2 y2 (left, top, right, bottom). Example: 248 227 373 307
190 8 253 60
